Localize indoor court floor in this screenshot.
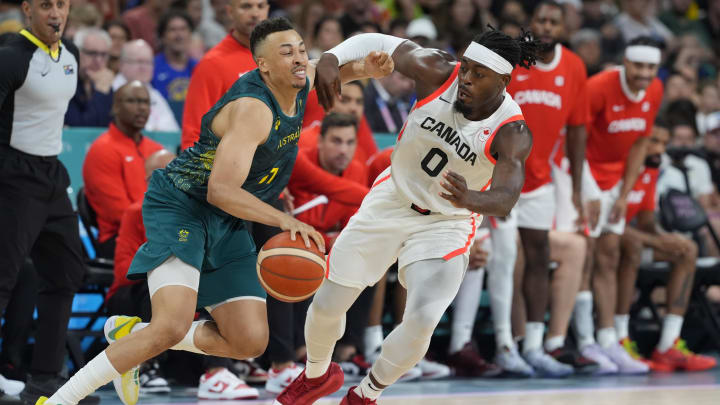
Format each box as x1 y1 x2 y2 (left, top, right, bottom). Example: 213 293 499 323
95 363 720 405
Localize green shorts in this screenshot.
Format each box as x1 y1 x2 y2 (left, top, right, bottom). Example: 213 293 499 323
127 171 266 308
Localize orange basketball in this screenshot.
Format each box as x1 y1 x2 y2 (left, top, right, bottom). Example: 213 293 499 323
257 231 326 303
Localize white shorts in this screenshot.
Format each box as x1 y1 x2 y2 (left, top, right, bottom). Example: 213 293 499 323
589 180 626 238
551 158 604 234
516 183 555 231
327 169 478 290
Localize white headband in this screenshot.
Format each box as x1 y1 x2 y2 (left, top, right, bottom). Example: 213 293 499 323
464 42 514 75
625 45 661 64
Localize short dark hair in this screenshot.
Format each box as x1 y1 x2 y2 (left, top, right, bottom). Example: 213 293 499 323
158 10 194 39
103 19 131 40
313 15 341 40
320 112 357 137
344 80 364 92
472 25 540 70
250 17 295 56
533 0 565 16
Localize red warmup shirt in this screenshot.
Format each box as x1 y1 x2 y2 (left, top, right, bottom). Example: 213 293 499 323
289 147 368 246
298 118 378 166
289 152 369 206
83 123 163 243
106 201 144 299
181 33 257 150
507 45 588 192
366 147 393 187
586 68 663 190
625 167 659 222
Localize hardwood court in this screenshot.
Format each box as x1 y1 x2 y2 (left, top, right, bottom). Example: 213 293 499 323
96 363 720 405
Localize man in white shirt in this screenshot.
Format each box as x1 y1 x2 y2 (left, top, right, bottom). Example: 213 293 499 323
112 39 180 132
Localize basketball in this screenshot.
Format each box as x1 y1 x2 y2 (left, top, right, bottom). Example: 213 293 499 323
257 231 326 303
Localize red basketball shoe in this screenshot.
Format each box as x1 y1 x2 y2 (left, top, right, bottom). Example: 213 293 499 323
273 362 344 405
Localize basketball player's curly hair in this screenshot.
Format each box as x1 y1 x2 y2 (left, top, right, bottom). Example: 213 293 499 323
472 25 541 70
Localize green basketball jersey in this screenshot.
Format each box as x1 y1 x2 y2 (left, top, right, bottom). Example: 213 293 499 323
165 69 309 212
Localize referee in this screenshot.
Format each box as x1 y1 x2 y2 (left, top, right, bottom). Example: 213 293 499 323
0 1 97 404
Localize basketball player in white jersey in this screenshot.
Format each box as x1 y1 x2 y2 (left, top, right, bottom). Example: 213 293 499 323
275 27 540 405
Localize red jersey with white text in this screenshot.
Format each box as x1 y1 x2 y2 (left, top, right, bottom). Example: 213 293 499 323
586 68 663 190
507 44 588 192
625 167 658 222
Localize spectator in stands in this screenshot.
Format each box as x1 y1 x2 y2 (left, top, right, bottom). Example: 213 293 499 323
103 20 131 73
663 74 695 105
152 10 198 125
338 0 379 38
181 0 268 149
299 81 378 164
703 112 720 186
195 0 229 49
65 27 115 127
113 39 180 131
615 121 716 372
614 0 674 46
63 3 103 41
699 0 720 49
697 84 720 136
122 0 173 52
363 71 414 134
83 81 164 258
658 0 712 48
570 29 604 76
308 16 343 59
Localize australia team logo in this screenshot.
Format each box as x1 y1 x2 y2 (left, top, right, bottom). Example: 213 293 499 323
178 229 189 242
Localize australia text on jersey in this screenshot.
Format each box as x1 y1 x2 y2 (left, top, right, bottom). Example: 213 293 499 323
277 127 301 150
420 117 478 165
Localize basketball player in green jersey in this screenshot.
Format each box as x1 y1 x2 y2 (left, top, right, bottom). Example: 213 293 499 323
38 17 394 405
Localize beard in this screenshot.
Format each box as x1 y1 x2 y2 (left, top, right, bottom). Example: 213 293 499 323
453 99 473 116
539 39 558 54
644 154 662 168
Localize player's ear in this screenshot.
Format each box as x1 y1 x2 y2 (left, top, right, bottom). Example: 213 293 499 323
256 56 269 73
500 74 511 88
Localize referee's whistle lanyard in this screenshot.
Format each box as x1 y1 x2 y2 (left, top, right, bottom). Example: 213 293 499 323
374 95 408 134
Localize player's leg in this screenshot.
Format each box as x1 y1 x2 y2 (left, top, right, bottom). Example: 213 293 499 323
650 238 715 371
546 231 598 374
487 216 533 375
615 227 644 344
363 273 387 360
350 256 466 402
511 236 526 340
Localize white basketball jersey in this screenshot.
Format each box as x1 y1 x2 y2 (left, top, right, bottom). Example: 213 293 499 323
391 64 524 217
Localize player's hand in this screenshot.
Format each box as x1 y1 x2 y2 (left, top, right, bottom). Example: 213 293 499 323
315 53 342 111
281 187 295 214
572 191 585 229
364 51 394 79
609 197 627 224
585 199 601 231
87 67 115 94
279 215 326 253
469 242 489 269
439 170 474 209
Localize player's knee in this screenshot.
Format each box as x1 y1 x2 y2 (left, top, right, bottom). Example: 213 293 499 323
404 308 443 338
149 319 193 349
678 239 699 267
309 296 344 321
228 325 269 359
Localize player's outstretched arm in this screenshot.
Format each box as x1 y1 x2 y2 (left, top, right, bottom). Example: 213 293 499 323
207 98 325 251
440 121 532 217
314 34 456 110
306 51 395 94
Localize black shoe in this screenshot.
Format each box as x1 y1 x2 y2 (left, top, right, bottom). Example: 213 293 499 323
0 364 27 383
20 375 100 405
0 392 23 405
548 346 599 375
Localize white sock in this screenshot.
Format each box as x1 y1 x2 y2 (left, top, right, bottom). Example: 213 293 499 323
170 320 206 354
355 376 383 400
48 351 120 405
573 291 596 348
614 314 630 340
363 325 384 358
523 322 545 354
597 327 617 348
657 314 683 353
544 335 565 352
449 269 484 354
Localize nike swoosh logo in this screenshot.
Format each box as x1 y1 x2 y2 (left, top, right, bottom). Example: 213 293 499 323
41 71 49 77
108 319 135 341
439 96 452 104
